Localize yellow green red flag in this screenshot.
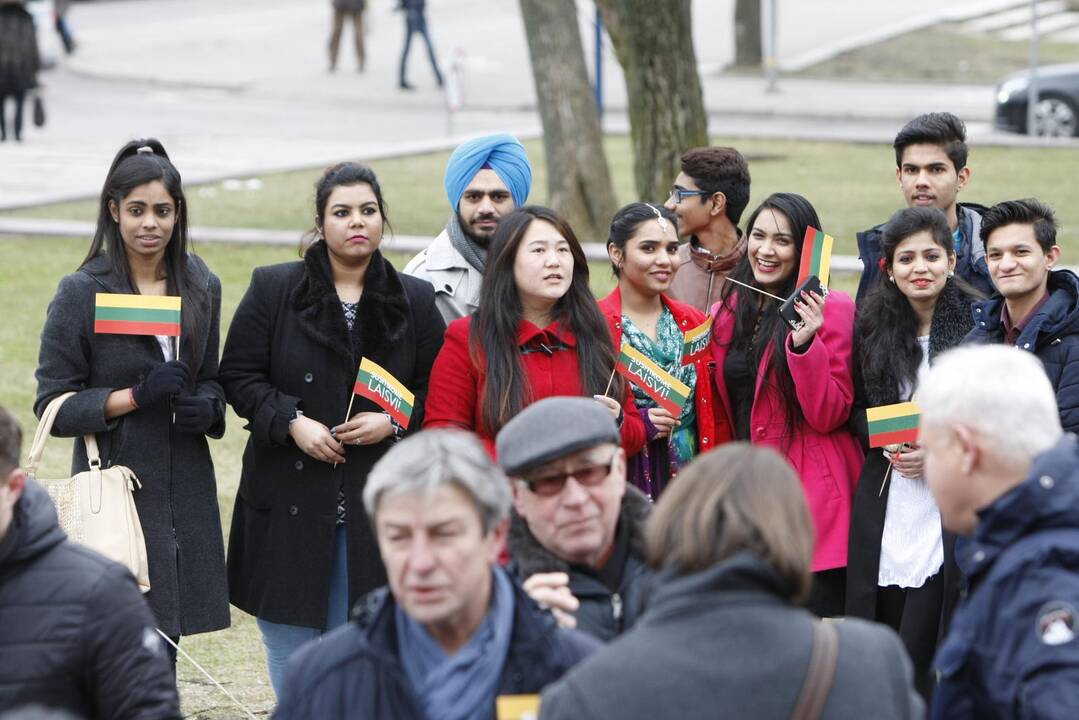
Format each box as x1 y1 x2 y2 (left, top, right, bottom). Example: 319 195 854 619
797 227 835 287
354 357 415 428
867 401 920 448
94 293 181 337
681 316 712 365
617 343 691 417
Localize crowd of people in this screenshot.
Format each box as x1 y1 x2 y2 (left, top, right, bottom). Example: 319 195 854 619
1 111 1078 719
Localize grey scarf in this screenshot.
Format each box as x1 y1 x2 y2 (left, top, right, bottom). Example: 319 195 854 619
446 213 488 273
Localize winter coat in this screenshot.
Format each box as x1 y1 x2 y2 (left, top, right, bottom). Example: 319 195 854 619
856 204 993 303
0 480 181 719
0 4 39 94
932 435 1079 720
666 235 745 314
598 287 730 459
963 269 1079 434
508 486 653 642
539 552 924 720
403 226 483 324
219 243 445 629
710 290 863 572
34 253 229 637
423 316 646 458
272 578 599 719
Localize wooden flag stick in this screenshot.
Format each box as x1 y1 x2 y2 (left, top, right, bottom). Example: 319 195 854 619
603 364 618 398
723 275 787 303
878 454 896 497
333 393 357 469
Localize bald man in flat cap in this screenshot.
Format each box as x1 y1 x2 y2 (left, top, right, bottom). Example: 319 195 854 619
405 133 533 323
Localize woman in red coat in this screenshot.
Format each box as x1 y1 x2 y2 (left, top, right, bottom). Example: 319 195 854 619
598 202 731 500
711 192 863 617
425 205 645 457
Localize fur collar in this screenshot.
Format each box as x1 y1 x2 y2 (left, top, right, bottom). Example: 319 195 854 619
291 241 411 367
508 486 651 578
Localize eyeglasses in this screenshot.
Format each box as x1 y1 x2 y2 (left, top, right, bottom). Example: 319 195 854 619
668 187 711 204
521 454 617 497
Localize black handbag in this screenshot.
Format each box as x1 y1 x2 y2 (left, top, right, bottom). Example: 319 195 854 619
32 92 46 128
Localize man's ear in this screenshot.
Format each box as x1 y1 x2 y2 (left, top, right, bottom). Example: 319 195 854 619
488 517 510 564
511 480 528 520
710 191 728 218
1047 245 1063 269
957 165 971 191
955 424 978 476
4 469 27 504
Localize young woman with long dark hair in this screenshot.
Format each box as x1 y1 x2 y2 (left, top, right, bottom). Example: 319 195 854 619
598 202 730 499
35 138 230 655
846 206 981 701
424 205 645 456
710 192 862 617
218 162 445 696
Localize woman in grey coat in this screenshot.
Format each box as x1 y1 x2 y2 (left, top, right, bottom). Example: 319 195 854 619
34 139 230 653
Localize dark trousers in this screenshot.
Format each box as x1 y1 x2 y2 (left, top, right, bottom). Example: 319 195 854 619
329 9 365 70
399 9 443 86
877 573 945 704
806 567 846 618
0 91 27 141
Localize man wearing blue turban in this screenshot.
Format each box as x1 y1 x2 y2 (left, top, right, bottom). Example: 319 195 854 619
405 133 533 323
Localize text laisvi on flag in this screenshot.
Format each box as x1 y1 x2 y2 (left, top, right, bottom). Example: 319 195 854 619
616 343 691 417
354 357 415 429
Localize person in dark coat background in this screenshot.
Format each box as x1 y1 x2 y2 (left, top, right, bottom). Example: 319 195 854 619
397 0 442 90
327 0 366 73
539 443 923 720
34 139 230 655
847 207 981 703
0 407 181 718
0 0 40 143
919 345 1079 719
219 162 445 697
963 198 1079 434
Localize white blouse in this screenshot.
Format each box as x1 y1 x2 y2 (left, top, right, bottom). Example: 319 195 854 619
878 336 944 589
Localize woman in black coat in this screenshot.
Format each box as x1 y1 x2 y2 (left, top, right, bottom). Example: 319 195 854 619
0 0 40 143
219 162 445 697
846 206 981 703
34 139 230 648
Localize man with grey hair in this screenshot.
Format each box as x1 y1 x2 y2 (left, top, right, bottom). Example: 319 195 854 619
919 346 1079 719
273 429 597 720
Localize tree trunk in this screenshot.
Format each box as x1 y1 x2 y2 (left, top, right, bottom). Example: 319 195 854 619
519 0 617 244
595 0 709 202
734 0 763 68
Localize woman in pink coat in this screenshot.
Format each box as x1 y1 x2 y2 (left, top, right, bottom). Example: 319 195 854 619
710 192 863 617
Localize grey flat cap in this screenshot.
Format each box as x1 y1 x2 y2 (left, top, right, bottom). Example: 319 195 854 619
496 396 621 476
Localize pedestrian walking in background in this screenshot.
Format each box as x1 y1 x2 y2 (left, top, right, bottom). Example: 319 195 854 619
273 430 597 719
423 205 645 458
710 192 863 618
53 0 76 55
846 206 982 702
599 203 729 499
539 443 924 720
219 162 445 697
397 0 443 90
328 0 365 73
0 0 40 143
919 346 1079 719
0 408 182 719
34 139 231 663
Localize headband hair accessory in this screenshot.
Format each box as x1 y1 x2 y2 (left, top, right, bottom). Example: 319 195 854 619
136 146 154 155
646 203 669 233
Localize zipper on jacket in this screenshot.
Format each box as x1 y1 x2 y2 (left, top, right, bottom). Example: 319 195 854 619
611 592 623 629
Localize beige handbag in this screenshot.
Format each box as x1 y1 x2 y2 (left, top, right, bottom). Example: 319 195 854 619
25 392 151 593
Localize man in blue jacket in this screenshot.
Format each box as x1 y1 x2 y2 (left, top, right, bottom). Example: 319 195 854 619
857 112 994 302
273 430 597 720
919 345 1079 719
964 198 1079 433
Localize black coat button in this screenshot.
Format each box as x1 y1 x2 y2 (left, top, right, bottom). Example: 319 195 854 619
304 372 313 383
288 505 299 516
294 460 304 471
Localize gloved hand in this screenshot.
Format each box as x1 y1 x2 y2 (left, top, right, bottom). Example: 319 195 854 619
132 360 189 409
172 395 220 435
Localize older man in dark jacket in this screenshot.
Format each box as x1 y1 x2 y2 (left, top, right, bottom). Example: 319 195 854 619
0 407 180 719
498 397 652 642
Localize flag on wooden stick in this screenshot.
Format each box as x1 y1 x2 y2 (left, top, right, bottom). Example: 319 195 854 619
616 343 691 417
797 227 835 287
354 357 415 429
867 401 921 448
94 293 181 336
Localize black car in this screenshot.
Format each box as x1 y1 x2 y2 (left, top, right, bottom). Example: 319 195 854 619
995 62 1079 137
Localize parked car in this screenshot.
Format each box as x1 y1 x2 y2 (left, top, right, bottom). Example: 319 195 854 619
995 63 1079 137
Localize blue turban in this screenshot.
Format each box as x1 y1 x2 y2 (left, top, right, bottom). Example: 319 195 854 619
444 133 532 210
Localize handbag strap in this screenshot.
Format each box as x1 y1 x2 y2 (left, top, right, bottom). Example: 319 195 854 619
25 392 103 476
791 620 839 720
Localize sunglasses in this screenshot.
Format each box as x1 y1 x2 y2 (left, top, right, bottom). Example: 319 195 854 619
521 454 617 497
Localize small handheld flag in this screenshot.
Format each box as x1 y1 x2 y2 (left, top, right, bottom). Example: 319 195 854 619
95 293 181 337
867 401 920 448
797 227 835 287
681 317 712 366
616 343 691 417
354 357 415 429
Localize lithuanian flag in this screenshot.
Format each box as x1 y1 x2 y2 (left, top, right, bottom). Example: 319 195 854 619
797 227 835 287
681 316 713 366
867 401 921 448
94 293 181 336
617 343 691 417
354 357 415 428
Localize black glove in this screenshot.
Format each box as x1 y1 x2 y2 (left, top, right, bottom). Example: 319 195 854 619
132 360 189 409
172 395 219 435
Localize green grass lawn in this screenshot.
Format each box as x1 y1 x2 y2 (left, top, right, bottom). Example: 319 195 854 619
0 134 1073 715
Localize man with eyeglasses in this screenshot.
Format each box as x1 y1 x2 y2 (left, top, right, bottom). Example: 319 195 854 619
497 397 652 642
664 147 751 313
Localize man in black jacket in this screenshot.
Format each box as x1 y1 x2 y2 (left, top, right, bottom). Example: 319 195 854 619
0 407 180 719
498 397 652 642
857 112 994 302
